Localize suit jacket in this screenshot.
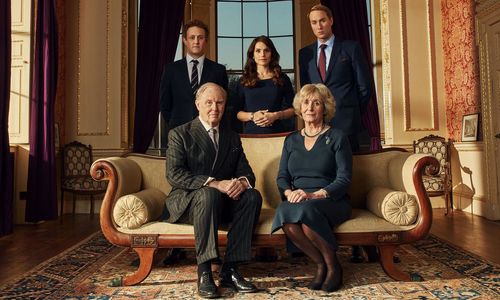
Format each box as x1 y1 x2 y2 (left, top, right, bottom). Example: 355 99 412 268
164 118 255 223
299 39 372 135
159 58 228 129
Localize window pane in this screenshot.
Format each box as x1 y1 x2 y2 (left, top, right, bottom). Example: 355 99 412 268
269 1 292 36
272 36 294 69
218 2 241 37
175 33 182 60
243 2 267 37
218 38 243 71
286 72 296 91
242 37 254 64
366 0 371 26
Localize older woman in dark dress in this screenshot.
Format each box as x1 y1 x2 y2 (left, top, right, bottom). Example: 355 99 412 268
236 36 295 133
271 84 352 292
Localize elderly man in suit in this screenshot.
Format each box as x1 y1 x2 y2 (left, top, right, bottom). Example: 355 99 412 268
165 82 262 298
299 4 371 152
160 19 228 130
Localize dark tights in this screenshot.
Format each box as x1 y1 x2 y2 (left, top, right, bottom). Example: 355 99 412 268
282 223 342 291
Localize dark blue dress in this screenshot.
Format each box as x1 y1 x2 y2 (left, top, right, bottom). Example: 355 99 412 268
271 128 352 251
236 74 294 134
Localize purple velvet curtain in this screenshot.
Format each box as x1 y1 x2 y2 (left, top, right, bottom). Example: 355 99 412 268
133 0 185 153
0 0 13 235
321 0 382 150
26 0 58 222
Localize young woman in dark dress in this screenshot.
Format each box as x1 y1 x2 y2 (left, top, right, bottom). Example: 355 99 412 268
236 36 295 134
272 84 352 292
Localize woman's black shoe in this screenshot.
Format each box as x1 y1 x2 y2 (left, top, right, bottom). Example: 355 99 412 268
307 264 326 290
321 263 343 292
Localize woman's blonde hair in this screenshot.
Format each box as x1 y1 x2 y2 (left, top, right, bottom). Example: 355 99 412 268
293 84 336 123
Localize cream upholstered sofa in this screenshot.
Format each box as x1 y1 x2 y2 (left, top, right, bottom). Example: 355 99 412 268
90 133 439 286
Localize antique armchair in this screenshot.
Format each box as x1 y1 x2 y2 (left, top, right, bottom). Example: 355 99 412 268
413 135 453 214
60 141 107 216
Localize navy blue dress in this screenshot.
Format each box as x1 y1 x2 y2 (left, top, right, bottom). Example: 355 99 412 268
271 128 352 251
236 74 294 134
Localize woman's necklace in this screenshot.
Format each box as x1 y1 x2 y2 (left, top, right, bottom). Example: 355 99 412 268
303 124 325 138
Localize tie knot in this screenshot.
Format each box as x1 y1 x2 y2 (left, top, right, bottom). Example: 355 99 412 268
192 59 199 66
320 44 327 50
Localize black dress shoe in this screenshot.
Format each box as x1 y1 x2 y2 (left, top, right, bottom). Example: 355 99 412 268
350 246 365 263
197 271 220 299
163 248 186 265
219 267 258 293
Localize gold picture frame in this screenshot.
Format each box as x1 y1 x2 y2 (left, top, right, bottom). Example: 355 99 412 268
461 113 479 142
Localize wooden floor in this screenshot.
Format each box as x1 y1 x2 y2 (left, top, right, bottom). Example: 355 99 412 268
0 209 499 286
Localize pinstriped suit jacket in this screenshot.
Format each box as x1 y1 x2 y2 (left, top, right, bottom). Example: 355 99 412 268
164 118 256 223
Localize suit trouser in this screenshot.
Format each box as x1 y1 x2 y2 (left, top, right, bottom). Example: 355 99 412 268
178 187 262 265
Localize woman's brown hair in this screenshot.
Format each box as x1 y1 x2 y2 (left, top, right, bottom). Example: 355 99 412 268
240 36 283 88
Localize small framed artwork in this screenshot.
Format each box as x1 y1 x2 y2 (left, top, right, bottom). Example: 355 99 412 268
461 113 479 142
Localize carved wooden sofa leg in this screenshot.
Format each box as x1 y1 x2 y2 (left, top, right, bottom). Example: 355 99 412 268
379 245 423 282
109 248 157 287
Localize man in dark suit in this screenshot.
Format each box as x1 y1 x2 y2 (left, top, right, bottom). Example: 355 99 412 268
165 83 261 298
160 19 228 130
299 4 372 152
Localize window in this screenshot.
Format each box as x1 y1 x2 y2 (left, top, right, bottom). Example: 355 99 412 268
216 0 295 91
8 1 32 144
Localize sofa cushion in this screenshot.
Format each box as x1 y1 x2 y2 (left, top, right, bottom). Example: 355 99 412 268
366 187 418 226
113 188 166 229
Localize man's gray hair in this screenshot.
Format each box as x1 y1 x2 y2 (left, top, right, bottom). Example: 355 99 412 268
195 82 227 101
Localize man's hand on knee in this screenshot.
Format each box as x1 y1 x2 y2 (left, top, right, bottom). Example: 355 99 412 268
208 178 245 200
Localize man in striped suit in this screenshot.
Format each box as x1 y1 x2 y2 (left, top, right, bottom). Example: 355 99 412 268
165 83 262 298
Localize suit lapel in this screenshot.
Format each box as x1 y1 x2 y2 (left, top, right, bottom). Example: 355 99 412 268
211 126 230 173
190 118 217 165
308 43 323 83
325 39 341 82
179 58 191 86
200 59 212 84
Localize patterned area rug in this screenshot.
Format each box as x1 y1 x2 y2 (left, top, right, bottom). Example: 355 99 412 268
0 232 498 299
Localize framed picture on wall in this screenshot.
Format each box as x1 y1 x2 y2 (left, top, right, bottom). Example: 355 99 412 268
461 113 479 142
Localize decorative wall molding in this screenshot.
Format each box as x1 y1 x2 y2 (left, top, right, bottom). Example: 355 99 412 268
381 0 393 144
93 148 130 160
453 141 484 152
475 0 500 221
401 0 439 131
120 0 129 148
476 0 500 16
77 0 111 136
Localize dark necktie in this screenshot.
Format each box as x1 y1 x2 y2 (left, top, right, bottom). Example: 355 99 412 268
318 44 327 82
191 59 199 95
208 128 218 151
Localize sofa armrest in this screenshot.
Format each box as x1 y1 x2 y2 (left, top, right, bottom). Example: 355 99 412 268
91 157 144 247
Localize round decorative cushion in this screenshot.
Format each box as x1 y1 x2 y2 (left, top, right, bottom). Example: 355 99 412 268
113 188 166 229
366 187 419 226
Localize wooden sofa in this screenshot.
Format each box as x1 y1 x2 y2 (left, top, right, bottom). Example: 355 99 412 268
90 134 439 287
